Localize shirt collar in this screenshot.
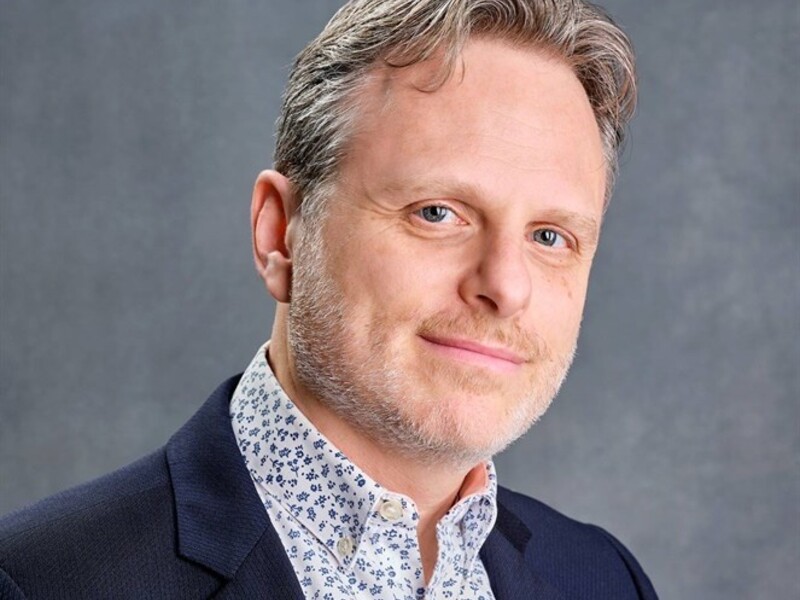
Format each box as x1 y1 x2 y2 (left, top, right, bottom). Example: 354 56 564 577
230 343 498 568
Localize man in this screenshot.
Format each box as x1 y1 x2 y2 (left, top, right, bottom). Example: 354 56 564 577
0 0 657 598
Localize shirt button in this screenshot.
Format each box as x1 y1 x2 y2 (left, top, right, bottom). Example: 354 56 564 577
379 498 404 521
336 536 354 557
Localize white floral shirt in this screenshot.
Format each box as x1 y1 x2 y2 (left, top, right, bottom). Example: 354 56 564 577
230 344 498 600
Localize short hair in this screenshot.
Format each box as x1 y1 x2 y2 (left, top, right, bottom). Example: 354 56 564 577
274 0 637 219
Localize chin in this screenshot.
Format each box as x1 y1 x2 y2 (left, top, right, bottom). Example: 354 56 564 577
395 387 547 466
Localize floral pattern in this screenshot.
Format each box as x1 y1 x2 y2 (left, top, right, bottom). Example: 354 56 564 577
230 345 498 599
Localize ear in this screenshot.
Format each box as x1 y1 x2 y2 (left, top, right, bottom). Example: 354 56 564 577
250 169 299 303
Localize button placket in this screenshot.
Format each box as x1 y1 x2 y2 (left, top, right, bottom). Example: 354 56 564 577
378 498 404 522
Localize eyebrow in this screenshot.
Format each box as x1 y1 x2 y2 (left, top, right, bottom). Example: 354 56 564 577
379 177 480 201
378 177 602 245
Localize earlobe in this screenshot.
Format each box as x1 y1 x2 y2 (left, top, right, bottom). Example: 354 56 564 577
251 170 298 303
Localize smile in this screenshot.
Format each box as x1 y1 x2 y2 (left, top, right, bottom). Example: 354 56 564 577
418 335 526 374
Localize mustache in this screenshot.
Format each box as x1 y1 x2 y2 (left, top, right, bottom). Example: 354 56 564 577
415 311 547 363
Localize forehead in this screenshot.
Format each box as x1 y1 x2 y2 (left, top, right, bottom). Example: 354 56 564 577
339 38 607 213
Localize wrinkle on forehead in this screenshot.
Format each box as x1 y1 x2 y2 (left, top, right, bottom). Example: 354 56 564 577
341 39 607 211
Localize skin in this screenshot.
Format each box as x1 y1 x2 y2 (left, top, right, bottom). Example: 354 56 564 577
250 38 607 583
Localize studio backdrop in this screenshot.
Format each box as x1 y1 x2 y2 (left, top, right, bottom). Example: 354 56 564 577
1 1 797 599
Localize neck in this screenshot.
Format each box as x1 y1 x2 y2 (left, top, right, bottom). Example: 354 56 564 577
267 312 478 581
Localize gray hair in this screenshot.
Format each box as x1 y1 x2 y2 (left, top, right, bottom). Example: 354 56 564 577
274 0 637 220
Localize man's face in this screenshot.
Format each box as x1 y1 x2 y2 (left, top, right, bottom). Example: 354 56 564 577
288 39 606 467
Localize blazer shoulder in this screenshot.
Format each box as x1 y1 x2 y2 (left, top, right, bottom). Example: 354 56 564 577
0 449 170 544
0 450 221 599
497 486 659 599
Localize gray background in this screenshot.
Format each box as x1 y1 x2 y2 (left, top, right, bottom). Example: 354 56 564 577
1 1 798 598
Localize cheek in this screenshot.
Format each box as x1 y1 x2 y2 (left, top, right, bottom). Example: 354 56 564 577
559 272 589 309
530 270 590 347
332 235 449 320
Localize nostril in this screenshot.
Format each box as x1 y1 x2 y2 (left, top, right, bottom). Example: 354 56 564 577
476 294 499 312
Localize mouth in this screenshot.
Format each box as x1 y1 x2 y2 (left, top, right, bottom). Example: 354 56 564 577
418 334 526 374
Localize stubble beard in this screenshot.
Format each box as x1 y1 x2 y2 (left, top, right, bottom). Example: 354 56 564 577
287 218 578 470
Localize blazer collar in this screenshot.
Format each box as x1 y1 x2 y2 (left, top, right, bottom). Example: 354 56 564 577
481 497 565 600
165 375 302 598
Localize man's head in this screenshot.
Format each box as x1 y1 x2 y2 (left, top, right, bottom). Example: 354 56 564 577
275 0 636 224
252 0 637 469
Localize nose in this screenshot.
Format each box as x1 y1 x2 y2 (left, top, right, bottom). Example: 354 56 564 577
458 233 532 318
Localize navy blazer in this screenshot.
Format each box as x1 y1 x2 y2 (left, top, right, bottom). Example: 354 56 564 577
0 376 658 599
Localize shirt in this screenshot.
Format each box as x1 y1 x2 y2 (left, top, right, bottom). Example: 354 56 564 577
230 344 498 600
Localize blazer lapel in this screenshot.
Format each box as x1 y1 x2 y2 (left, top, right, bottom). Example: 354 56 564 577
166 375 304 599
480 502 565 600
210 526 305 600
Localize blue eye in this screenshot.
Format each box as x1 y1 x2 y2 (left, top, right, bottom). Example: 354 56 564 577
532 228 566 248
417 205 456 223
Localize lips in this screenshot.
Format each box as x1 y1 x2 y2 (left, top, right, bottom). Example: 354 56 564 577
419 334 526 371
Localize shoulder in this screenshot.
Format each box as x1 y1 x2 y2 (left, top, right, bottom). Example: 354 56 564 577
0 450 171 546
0 450 219 599
0 450 171 547
497 486 659 599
